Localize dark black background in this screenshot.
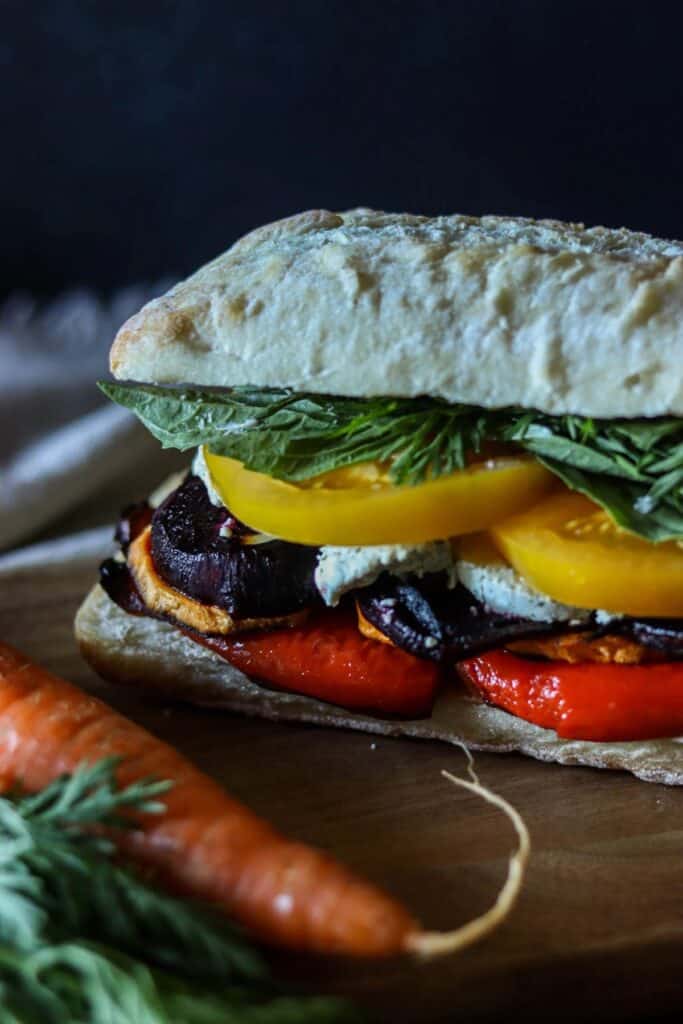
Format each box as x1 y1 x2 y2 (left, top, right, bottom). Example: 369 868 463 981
3 0 683 296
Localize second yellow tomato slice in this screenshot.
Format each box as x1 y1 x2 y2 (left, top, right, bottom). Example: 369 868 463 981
492 491 683 617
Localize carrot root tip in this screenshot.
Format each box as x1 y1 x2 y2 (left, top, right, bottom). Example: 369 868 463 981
403 754 530 959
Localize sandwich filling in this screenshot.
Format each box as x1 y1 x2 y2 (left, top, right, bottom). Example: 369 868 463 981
100 383 683 742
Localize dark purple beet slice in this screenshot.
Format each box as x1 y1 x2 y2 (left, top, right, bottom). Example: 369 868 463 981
150 475 320 618
357 574 558 661
607 617 683 658
357 576 446 661
359 575 683 662
115 501 153 553
100 558 149 616
437 583 556 657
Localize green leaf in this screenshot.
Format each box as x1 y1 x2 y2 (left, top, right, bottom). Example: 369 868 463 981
99 382 502 485
0 941 360 1024
15 758 171 832
509 426 640 478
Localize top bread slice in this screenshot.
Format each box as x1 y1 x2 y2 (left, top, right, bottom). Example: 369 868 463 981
111 209 683 417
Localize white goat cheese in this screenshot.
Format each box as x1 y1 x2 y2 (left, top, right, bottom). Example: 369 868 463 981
315 542 456 607
456 557 591 623
594 608 623 625
192 447 226 508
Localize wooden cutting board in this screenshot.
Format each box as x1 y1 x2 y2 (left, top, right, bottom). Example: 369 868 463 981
2 556 682 1023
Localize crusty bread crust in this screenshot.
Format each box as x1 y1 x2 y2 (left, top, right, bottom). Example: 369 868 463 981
75 584 683 786
111 209 683 418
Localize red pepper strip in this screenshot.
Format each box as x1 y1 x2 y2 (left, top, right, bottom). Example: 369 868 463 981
458 649 683 742
190 611 441 717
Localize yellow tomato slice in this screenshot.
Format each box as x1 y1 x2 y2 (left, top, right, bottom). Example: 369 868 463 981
491 491 683 617
202 448 554 546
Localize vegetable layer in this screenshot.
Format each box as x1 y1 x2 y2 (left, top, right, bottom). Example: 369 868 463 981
101 383 683 541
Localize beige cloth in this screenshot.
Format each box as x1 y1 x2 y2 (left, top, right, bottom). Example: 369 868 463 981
0 285 168 550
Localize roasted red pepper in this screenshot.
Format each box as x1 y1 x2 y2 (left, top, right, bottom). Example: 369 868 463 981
192 611 441 717
459 649 683 741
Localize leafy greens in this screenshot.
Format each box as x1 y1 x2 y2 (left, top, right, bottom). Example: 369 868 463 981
100 382 683 542
0 758 359 1024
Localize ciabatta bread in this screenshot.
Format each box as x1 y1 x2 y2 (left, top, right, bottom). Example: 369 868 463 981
111 209 683 417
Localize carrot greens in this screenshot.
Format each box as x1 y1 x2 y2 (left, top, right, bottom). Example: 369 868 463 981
0 759 360 1023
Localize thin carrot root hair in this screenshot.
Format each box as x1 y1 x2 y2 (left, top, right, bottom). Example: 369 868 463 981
405 746 530 958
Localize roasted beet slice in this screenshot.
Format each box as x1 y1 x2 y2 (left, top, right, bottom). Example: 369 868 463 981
437 584 555 657
115 501 153 553
100 558 149 616
150 475 319 618
609 617 683 658
359 575 683 663
357 574 554 661
357 576 446 661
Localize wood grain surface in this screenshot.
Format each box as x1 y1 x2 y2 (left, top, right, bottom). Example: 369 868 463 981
2 554 682 1023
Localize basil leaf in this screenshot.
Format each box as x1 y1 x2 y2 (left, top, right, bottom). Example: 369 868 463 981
511 427 641 479
99 382 491 483
611 419 683 449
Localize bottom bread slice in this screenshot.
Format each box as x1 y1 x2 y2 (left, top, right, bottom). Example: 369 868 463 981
75 584 683 786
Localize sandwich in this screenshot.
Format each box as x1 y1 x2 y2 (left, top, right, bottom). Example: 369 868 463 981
76 209 683 786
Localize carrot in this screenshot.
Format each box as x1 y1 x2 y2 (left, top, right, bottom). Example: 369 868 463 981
0 643 529 959
0 642 416 956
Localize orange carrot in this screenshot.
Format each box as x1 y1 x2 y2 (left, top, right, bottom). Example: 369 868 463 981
0 642 416 956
